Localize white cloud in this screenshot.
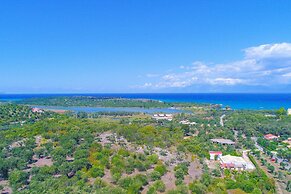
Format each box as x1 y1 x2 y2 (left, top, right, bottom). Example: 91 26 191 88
206 78 246 85
139 43 291 90
244 42 291 59
282 72 291 77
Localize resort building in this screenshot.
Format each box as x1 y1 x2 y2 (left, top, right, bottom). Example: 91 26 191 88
209 151 222 160
264 134 278 140
179 120 196 125
219 155 254 170
210 138 235 145
264 114 276 117
152 113 173 121
32 108 44 113
288 108 291 115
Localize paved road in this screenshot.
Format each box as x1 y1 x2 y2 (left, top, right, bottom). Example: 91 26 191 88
251 137 264 152
251 137 290 170
220 114 226 127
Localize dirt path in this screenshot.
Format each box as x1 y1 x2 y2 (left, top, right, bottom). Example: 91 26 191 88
103 168 113 184
161 166 176 192
184 158 203 185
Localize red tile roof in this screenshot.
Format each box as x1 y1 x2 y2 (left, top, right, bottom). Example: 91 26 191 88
264 134 278 140
209 151 222 155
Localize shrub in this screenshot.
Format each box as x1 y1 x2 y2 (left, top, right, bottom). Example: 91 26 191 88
147 154 159 164
189 181 207 194
94 177 106 188
174 168 184 179
154 164 167 176
150 171 161 181
90 165 104 178
175 178 183 186
212 169 221 177
153 180 165 192
146 186 157 194
241 181 255 193
9 169 29 190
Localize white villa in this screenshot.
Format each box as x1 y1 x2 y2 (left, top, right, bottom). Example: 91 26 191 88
152 113 173 121
219 155 255 171
179 120 196 125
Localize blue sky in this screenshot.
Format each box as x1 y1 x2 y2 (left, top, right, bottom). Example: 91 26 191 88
0 0 291 93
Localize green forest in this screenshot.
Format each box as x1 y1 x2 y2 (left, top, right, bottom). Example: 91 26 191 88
0 100 290 194
16 96 171 108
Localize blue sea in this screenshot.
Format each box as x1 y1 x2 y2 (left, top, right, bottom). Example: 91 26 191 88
0 93 291 110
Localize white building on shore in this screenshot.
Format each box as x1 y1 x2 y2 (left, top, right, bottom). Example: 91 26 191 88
152 113 173 121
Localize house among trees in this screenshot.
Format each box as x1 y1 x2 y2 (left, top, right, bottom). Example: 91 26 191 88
179 120 196 125
152 113 173 121
219 155 253 171
264 134 278 140
66 156 75 162
32 108 44 113
210 138 235 145
209 151 222 160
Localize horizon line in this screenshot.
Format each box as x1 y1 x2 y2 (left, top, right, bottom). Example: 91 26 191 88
1 92 291 95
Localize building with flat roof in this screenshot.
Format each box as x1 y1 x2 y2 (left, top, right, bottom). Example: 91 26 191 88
179 120 196 125
219 154 255 171
152 113 173 121
210 138 235 145
219 155 246 170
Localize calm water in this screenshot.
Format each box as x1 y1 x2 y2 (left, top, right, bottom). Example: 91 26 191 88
1 93 291 110
33 106 185 114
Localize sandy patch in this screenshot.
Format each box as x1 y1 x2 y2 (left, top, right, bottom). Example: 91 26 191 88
0 180 12 194
28 157 53 168
161 166 176 192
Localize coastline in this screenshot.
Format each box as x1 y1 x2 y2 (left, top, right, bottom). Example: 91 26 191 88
1 93 291 110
